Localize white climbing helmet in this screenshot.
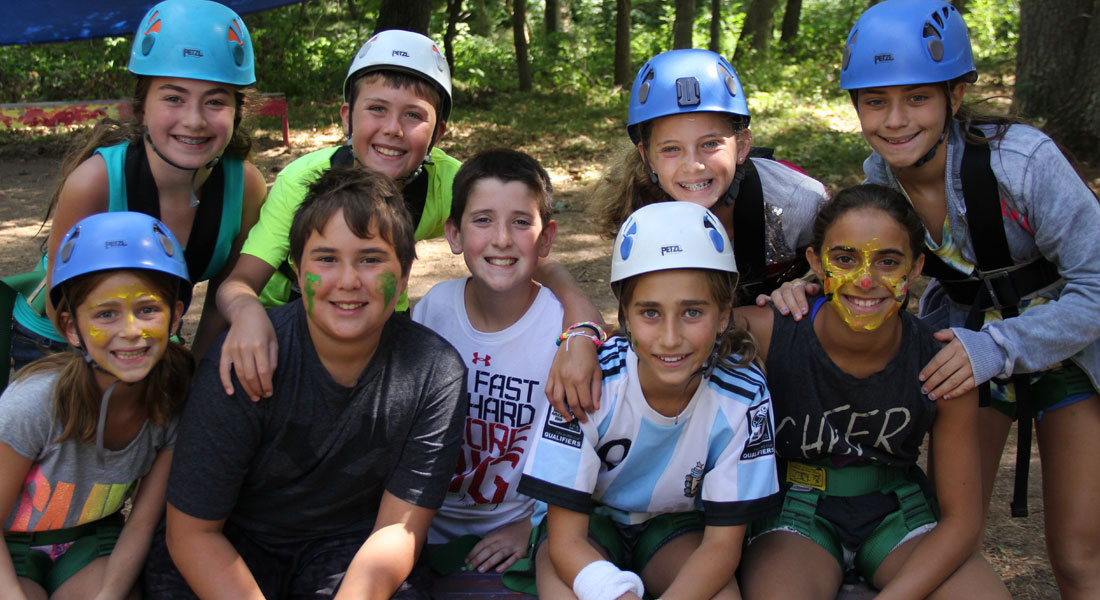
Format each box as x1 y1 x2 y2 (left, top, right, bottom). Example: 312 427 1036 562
610 202 736 297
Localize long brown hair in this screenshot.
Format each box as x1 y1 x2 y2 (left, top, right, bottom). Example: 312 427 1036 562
43 76 256 224
16 269 194 444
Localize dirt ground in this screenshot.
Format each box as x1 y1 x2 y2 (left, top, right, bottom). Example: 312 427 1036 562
0 127 1061 598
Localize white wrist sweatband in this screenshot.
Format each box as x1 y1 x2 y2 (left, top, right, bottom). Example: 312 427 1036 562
572 559 644 600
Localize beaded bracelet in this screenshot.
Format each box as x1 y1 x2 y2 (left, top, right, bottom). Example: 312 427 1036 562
565 321 608 343
556 330 603 348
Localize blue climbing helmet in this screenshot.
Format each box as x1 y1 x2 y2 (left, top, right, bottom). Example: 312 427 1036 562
841 0 976 90
610 202 736 298
128 0 256 86
51 212 193 313
627 49 750 145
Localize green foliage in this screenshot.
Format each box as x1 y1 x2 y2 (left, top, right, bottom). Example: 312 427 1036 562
961 0 1019 68
0 37 131 102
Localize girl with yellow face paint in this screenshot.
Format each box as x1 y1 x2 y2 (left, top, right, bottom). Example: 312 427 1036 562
734 185 1009 599
0 212 195 599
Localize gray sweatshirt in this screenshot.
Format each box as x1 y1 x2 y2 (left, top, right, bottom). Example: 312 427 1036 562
864 121 1100 393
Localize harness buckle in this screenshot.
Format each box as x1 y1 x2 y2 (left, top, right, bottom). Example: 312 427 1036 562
786 461 827 491
977 266 1020 311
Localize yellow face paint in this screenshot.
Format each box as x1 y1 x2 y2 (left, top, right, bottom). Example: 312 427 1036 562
77 277 172 381
821 240 911 331
86 325 109 345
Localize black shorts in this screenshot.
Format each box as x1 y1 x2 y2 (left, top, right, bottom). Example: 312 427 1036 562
143 519 433 599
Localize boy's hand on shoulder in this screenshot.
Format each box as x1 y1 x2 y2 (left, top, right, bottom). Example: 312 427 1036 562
465 519 532 574
546 338 601 423
219 302 278 401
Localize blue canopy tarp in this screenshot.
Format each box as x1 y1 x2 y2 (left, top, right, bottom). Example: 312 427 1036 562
3 0 307 46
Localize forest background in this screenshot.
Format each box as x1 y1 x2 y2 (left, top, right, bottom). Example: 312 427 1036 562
1 1 1098 598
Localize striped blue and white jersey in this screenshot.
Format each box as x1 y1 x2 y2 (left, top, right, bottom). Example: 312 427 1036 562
519 337 781 526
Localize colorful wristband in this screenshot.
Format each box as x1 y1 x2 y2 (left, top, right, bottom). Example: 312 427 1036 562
556 330 602 348
565 321 608 343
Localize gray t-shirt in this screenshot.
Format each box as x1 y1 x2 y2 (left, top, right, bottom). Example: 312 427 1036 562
0 372 177 532
167 302 467 545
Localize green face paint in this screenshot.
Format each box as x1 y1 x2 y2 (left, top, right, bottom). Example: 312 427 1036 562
304 272 321 316
377 271 397 311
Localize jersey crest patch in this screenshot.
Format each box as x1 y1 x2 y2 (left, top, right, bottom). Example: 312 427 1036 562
683 461 705 497
742 403 775 460
542 409 583 448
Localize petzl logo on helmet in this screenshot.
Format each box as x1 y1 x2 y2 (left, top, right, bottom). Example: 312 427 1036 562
183 48 204 58
105 240 128 249
874 53 893 64
392 50 409 57
660 245 682 256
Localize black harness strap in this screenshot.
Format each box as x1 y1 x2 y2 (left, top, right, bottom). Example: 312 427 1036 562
124 143 224 282
733 156 766 293
330 145 429 227
953 133 1033 517
730 148 812 304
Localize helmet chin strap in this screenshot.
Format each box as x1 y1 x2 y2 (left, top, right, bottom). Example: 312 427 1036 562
144 128 220 208
714 167 747 209
911 128 947 168
910 93 955 169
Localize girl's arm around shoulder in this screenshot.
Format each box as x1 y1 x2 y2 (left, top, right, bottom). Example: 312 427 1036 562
874 387 984 600
733 304 775 363
93 448 174 600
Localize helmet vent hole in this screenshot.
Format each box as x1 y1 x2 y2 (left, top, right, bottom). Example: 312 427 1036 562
931 11 944 29
923 23 942 39
233 44 245 66
141 34 156 56
927 39 944 61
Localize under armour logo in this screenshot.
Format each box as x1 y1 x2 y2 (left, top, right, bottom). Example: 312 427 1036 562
472 352 491 366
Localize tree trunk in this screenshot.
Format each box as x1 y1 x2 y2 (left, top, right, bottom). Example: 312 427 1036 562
513 0 532 90
737 0 778 55
469 0 491 36
709 0 721 52
1015 0 1100 162
546 0 560 34
673 0 695 49
374 0 431 35
614 0 632 87
347 0 360 22
444 0 463 69
779 0 801 45
952 0 968 12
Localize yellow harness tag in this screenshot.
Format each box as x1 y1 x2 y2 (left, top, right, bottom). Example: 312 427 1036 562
786 462 827 491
